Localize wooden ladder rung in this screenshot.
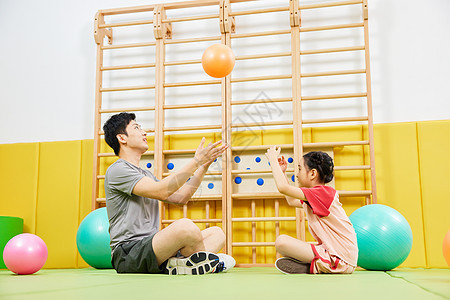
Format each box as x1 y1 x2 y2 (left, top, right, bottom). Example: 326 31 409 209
100 84 156 92
231 29 291 39
231 120 292 129
99 106 155 113
230 6 289 16
96 198 106 203
102 41 156 50
301 46 365 55
190 195 223 201
231 74 291 83
302 92 367 101
162 14 219 23
231 97 293 106
165 35 221 45
300 22 364 33
163 149 196 154
302 116 368 124
164 124 222 132
339 190 372 196
300 0 363 10
232 169 278 175
235 52 292 61
164 102 222 110
97 153 116 157
233 242 275 247
164 59 201 66
232 217 296 222
164 80 221 88
231 144 294 152
99 19 153 28
102 63 156 71
303 141 369 148
232 193 285 200
302 69 366 78
335 165 371 170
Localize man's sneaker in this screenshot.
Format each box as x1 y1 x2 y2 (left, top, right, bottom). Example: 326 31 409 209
275 257 311 274
214 253 236 273
164 251 220 275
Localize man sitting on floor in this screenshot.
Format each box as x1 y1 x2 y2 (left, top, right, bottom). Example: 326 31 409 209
103 112 235 275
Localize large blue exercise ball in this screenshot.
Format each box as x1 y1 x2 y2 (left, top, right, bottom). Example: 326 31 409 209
76 208 112 269
349 204 413 271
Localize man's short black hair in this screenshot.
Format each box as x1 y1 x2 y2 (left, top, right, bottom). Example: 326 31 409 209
103 112 136 156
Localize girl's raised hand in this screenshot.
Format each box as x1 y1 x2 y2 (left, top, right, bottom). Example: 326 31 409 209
278 156 287 173
265 145 281 163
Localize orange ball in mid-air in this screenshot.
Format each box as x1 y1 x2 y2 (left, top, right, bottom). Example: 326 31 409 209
202 44 235 78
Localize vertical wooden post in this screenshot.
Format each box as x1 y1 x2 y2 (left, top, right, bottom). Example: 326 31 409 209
290 0 305 241
154 5 168 228
362 0 377 204
221 0 234 255
251 200 256 263
92 12 111 210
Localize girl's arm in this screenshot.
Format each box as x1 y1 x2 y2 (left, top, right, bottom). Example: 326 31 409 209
265 146 306 207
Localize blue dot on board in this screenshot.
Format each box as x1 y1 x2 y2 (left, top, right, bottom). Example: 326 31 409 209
234 156 241 163
214 158 217 162
288 157 294 163
167 163 174 170
291 175 295 182
235 177 242 184
246 167 250 170
208 183 214 189
146 163 152 168
255 157 261 163
257 178 264 186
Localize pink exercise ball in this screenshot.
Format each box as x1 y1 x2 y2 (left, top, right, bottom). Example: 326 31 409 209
3 233 48 275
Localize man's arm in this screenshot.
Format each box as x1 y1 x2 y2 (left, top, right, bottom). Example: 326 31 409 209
165 160 212 205
133 139 227 201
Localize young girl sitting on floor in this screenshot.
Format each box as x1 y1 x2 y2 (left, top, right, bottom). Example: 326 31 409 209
265 146 358 274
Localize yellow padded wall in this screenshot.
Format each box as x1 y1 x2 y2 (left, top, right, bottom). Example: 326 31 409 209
417 120 450 268
0 143 39 233
77 140 94 268
36 141 82 268
372 122 426 267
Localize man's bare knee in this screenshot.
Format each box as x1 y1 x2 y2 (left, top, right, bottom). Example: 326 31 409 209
210 226 225 246
174 218 202 243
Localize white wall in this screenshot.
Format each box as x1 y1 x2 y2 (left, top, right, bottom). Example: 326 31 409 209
0 0 449 144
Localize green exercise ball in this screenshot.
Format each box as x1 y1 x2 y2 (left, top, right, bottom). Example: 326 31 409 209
76 208 112 269
349 204 413 271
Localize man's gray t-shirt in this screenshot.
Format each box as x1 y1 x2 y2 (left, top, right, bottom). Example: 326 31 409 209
105 159 159 253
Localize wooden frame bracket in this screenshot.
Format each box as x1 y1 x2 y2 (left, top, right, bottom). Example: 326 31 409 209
153 5 172 40
362 0 368 20
289 0 300 27
220 0 235 34
94 12 112 45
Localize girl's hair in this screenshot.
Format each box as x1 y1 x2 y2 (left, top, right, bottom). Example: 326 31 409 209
303 151 334 184
103 112 136 156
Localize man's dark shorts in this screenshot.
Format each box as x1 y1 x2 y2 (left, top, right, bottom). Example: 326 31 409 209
112 234 162 273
